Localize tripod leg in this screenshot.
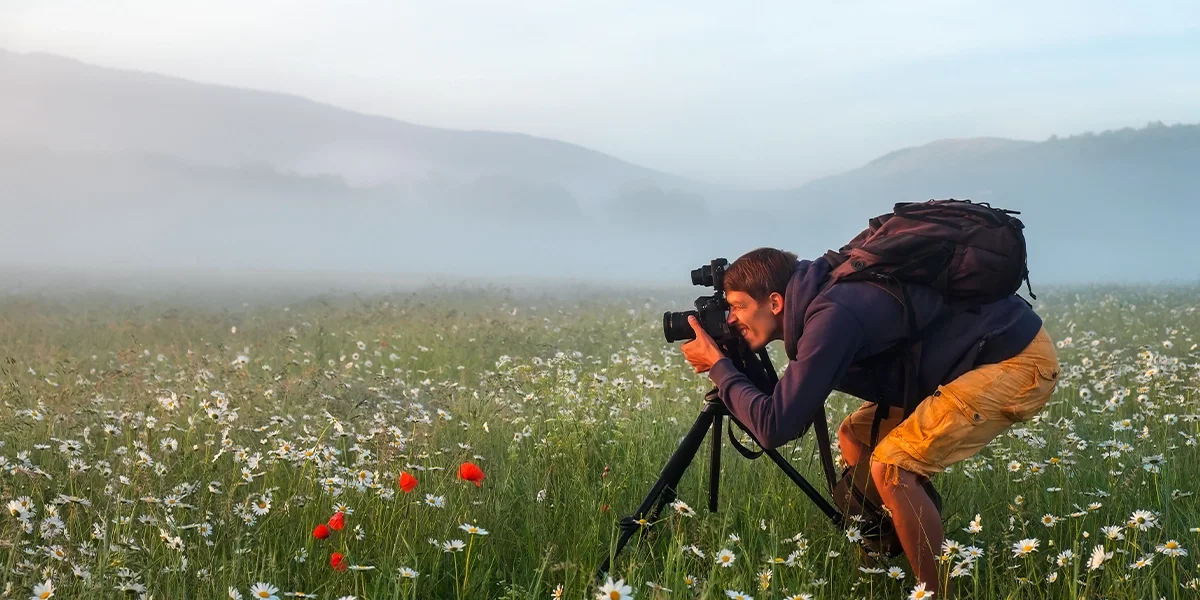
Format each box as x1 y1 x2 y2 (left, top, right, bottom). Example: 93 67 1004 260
709 411 722 512
598 409 715 577
762 447 843 526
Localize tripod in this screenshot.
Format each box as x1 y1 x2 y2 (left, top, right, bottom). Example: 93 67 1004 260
597 347 844 577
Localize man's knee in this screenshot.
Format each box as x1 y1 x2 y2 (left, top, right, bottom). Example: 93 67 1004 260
870 459 919 491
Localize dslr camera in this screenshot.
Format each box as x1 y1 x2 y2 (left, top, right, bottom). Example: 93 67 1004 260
663 258 736 344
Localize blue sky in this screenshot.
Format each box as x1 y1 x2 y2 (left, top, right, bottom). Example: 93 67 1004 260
3 0 1198 188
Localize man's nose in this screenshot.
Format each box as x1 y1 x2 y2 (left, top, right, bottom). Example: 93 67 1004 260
726 313 738 326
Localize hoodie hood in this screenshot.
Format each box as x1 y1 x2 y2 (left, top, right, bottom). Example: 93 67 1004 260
782 256 833 361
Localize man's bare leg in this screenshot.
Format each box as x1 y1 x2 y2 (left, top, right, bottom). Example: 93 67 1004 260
871 461 947 597
837 420 870 467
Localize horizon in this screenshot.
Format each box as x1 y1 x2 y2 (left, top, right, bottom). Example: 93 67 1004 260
4 1 1198 189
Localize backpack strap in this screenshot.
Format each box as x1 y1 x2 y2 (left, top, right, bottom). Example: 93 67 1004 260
812 406 838 491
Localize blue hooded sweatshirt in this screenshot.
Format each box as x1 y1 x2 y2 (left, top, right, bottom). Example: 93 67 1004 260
706 256 1043 450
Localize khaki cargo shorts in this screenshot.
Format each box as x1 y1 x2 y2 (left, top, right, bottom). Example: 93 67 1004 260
841 326 1060 481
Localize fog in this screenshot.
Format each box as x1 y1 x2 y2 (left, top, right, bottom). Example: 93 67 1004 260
2 17 1200 292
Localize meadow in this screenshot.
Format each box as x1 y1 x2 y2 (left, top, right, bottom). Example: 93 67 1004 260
1 281 1199 600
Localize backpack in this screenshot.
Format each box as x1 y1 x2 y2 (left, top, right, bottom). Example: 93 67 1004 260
822 198 1034 305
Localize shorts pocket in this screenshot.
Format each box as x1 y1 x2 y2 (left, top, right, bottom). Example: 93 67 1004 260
906 386 988 469
1003 362 1058 422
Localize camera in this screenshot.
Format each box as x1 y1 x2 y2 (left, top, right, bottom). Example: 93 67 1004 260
663 258 735 344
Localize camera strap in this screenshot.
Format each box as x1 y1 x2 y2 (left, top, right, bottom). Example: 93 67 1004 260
725 408 839 493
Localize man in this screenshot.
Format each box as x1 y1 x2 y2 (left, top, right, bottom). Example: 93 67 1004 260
680 247 1059 597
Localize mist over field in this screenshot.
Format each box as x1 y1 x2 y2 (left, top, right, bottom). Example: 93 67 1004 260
2 48 1199 287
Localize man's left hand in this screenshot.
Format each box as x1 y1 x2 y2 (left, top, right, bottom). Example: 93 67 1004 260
680 315 724 373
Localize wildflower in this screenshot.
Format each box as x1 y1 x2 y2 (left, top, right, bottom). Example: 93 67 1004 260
596 576 632 600
964 514 982 534
397 567 418 579
960 545 984 561
725 590 753 600
328 512 346 531
458 462 485 486
1100 525 1125 540
846 526 863 543
1130 554 1154 569
1157 540 1187 557
31 579 54 599
670 499 695 517
424 494 445 508
887 566 905 580
458 523 489 535
1012 538 1039 557
330 552 348 572
442 539 466 552
909 582 934 600
1128 509 1158 531
249 583 280 600
1040 514 1059 528
399 472 418 493
715 549 736 567
1087 545 1112 571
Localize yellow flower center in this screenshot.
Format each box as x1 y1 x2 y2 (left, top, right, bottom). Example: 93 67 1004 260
609 591 621 600
258 592 270 598
40 593 51 599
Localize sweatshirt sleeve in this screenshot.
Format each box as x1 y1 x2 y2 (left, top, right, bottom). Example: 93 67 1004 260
707 301 865 450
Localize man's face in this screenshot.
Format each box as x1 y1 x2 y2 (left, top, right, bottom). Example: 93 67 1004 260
725 290 783 351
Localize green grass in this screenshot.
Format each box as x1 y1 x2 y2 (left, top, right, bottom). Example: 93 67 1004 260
1 283 1199 599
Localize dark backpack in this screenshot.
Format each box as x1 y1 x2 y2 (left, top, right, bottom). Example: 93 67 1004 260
822 198 1034 304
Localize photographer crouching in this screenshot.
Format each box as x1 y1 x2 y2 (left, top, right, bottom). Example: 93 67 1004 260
680 244 1059 597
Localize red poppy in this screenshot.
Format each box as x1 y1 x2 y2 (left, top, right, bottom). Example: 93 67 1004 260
312 524 330 540
330 551 347 571
399 471 418 493
457 462 485 487
328 511 346 531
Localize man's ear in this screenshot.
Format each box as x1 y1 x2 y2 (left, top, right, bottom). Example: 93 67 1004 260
769 292 784 316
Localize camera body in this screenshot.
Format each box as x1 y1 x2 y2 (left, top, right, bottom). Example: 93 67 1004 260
663 258 735 344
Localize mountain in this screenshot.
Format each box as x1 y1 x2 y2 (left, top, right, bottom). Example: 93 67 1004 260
2 48 1199 284
778 122 1200 283
0 49 717 215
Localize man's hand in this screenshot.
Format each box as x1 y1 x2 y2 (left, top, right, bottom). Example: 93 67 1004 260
680 315 724 373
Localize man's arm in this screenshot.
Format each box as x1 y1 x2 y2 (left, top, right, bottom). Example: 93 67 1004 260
707 301 865 449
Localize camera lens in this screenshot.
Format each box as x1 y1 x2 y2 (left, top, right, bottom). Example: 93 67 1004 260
691 265 711 287
663 310 698 342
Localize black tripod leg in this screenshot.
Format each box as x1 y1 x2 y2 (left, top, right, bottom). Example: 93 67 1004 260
709 410 722 512
598 409 715 577
762 447 843 526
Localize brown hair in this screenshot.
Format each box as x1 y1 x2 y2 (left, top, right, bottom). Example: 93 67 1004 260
723 247 798 302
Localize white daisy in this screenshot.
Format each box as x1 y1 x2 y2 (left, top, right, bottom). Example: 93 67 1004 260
249 582 279 600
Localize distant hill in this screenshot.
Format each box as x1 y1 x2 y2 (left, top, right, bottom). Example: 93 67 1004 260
773 122 1200 283
0 49 716 215
2 48 1199 284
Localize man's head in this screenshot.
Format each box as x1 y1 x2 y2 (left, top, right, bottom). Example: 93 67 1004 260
723 247 798 351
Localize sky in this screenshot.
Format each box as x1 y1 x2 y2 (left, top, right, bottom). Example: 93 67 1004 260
3 0 1199 189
